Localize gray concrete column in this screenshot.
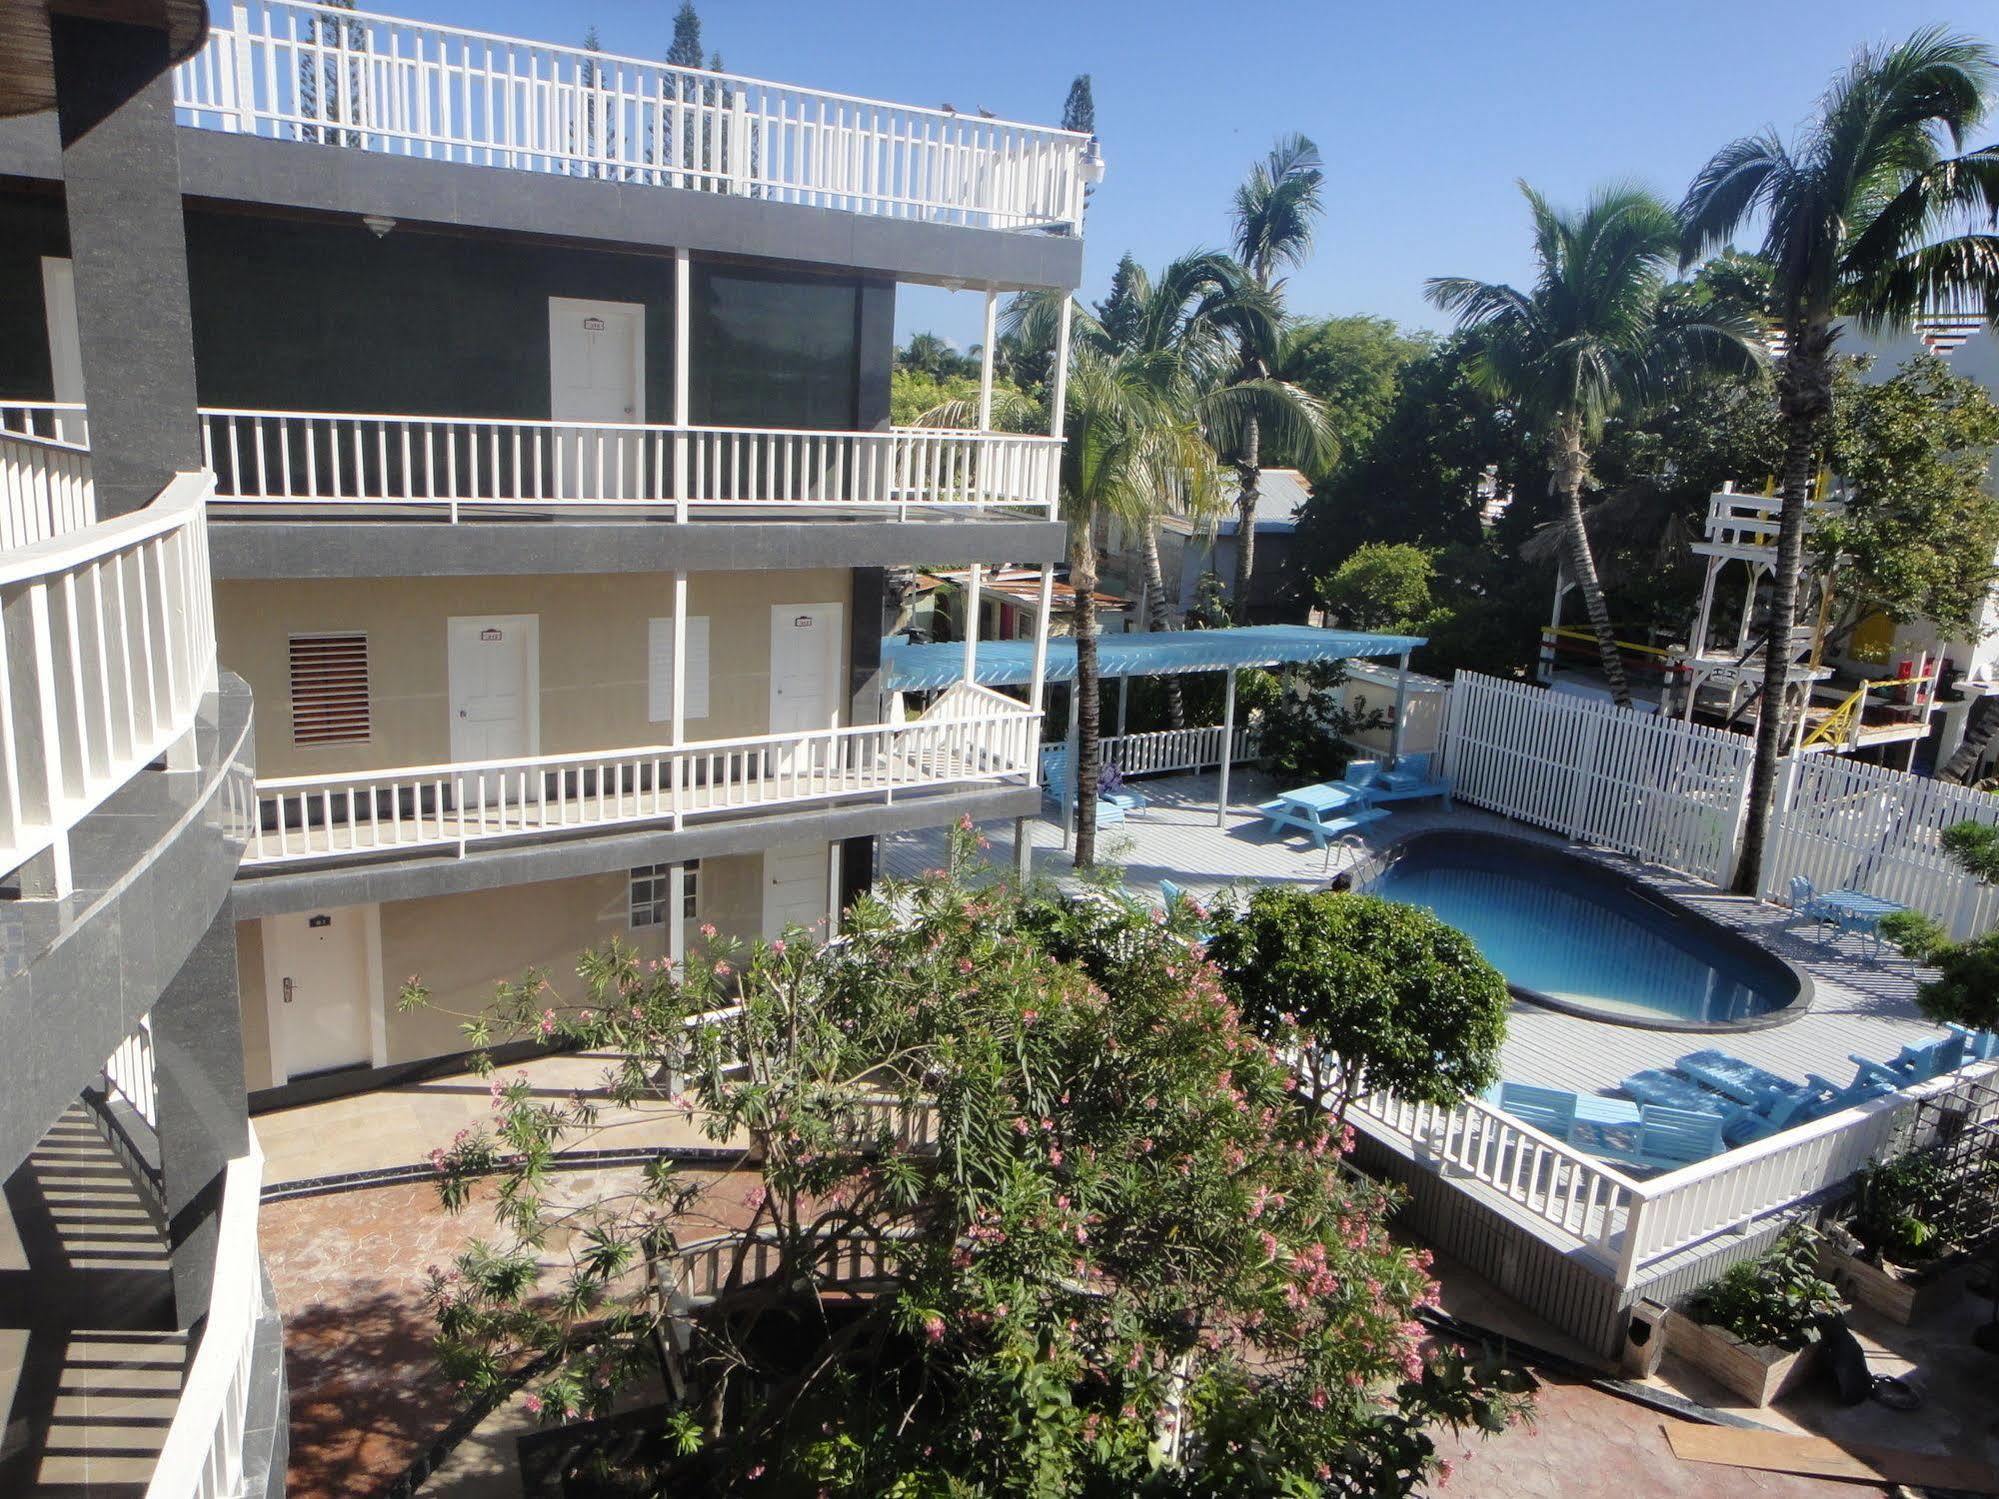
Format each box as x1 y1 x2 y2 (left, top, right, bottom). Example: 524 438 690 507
857 281 896 431
151 901 251 1329
850 567 888 725
49 15 203 519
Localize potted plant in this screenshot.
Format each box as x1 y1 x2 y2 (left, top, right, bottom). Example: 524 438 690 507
1668 1229 1843 1406
1822 1151 1957 1324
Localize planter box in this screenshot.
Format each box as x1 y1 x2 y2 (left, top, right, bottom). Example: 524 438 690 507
1665 1310 1819 1407
1818 1244 1948 1326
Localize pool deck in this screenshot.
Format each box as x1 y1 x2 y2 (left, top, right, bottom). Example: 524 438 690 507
881 768 1948 1105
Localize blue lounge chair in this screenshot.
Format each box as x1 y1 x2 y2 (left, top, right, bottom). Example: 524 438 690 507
1040 747 1126 828
1849 1030 1968 1088
1338 760 1385 795
1370 752 1452 806
1675 1050 1803 1109
1946 1023 1999 1062
1495 1082 1578 1141
1593 1105 1726 1170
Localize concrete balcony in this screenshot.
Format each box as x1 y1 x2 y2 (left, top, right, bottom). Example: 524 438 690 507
239 681 1038 872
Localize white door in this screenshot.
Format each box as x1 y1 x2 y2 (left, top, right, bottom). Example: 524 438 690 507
448 616 537 801
763 843 827 939
770 602 843 778
549 297 644 499
265 907 374 1079
40 257 85 444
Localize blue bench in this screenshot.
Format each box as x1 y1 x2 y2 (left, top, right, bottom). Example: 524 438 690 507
1850 1030 1968 1088
1357 753 1452 806
1497 1082 1721 1168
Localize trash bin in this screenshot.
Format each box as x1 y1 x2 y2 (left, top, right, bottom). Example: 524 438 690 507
1620 1298 1669 1379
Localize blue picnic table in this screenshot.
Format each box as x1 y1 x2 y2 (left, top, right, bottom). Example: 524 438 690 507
1256 783 1389 849
1815 889 1908 953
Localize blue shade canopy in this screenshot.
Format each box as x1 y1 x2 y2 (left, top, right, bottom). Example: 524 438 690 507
880 625 1425 691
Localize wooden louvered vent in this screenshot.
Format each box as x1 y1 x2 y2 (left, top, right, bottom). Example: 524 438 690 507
288 633 371 746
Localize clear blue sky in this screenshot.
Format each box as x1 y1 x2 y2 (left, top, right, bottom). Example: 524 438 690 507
399 0 1985 348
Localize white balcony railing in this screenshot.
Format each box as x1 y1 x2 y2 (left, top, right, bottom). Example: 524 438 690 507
244 697 1038 867
174 1 1091 233
144 1136 266 1499
106 1015 160 1130
196 408 1060 519
1 426 95 550
1 471 216 896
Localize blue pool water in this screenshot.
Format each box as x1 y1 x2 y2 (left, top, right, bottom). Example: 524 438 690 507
1361 832 1802 1028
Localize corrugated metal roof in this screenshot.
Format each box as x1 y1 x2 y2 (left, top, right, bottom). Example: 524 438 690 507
881 624 1424 690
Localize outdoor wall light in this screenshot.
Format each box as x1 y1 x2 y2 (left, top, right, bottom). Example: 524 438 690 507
362 214 397 238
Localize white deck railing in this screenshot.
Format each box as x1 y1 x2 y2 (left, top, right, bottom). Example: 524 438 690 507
1 428 95 550
197 408 1060 519
174 0 1091 233
1350 1058 1999 1286
1350 1082 1639 1267
144 1136 265 1499
1 471 216 896
244 702 1037 866
1102 723 1257 778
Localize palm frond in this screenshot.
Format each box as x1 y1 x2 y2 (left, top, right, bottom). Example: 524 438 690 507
1678 131 1788 265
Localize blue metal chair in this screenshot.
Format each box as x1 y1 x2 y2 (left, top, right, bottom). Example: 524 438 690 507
1788 875 1838 936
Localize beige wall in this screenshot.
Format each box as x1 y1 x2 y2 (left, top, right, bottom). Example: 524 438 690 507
238 853 769 1087
215 570 854 778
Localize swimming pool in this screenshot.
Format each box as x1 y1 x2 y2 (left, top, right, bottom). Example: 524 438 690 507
1353 830 1810 1030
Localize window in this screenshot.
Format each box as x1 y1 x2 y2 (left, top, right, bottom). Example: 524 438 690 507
630 861 698 929
288 633 371 746
648 616 711 722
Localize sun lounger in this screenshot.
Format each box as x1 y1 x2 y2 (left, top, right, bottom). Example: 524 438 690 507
1675 1049 1802 1108
1946 1023 1999 1062
1040 747 1128 828
1495 1082 1579 1140
1849 1030 1968 1088
1592 1105 1726 1170
1368 752 1452 806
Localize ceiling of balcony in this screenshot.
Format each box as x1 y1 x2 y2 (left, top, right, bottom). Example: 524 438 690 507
0 0 208 118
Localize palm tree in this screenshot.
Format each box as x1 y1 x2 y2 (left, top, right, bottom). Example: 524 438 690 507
1427 182 1764 708
1058 348 1218 866
1681 28 1999 895
1225 134 1326 613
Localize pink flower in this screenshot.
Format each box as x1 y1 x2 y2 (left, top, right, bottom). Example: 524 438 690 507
743 1184 769 1211
713 961 732 978
699 923 718 939
1021 1009 1038 1026
521 1392 543 1415
923 1314 945 1344
428 1147 447 1172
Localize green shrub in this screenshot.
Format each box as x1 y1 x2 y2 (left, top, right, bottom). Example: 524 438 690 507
1877 909 1951 964
1849 1151 1954 1266
1688 1228 1843 1351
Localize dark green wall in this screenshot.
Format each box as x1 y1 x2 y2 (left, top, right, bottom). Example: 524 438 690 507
0 193 70 401
0 190 888 431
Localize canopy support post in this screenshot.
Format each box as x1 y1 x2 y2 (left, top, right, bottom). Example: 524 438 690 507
978 288 998 431
1390 650 1411 766
1117 676 1129 739
962 563 982 684
1215 668 1236 829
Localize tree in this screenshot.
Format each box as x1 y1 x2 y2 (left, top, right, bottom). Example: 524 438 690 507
415 852 1530 1493
1226 135 1328 613
1319 543 1440 635
1428 182 1763 709
1061 73 1096 136
667 0 703 68
1680 27 1999 896
1205 886 1511 1125
1096 253 1144 351
1276 317 1431 471
1820 353 1999 647
297 0 363 146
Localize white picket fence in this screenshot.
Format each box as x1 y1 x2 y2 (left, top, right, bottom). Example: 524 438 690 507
1437 670 1999 938
1767 753 1999 939
174 1 1090 233
1101 723 1257 778
1439 671 1753 884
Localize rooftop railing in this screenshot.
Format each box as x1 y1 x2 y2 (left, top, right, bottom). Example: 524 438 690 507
174 0 1093 234
0 424 95 550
